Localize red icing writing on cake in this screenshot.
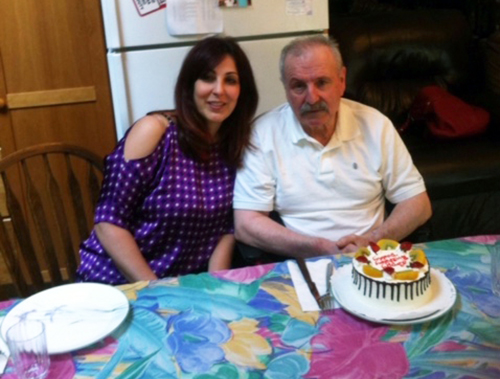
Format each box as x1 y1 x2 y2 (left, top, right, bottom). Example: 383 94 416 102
372 252 409 269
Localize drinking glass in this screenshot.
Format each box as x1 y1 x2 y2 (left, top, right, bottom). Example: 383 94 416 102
489 242 500 297
6 320 50 379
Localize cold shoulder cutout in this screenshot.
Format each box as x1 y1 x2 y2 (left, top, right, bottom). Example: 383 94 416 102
124 114 171 161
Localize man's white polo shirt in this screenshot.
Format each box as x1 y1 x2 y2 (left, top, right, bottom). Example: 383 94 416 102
233 99 426 241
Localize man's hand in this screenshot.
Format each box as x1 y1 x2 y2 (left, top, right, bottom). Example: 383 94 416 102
336 234 371 253
235 209 340 258
367 192 432 243
337 192 432 253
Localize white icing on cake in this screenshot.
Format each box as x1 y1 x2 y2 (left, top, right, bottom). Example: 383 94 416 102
351 242 432 310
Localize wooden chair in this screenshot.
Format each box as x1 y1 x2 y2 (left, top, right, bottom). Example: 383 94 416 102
0 143 104 297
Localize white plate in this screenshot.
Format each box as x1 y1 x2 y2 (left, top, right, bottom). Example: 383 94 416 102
1 283 129 354
331 265 456 325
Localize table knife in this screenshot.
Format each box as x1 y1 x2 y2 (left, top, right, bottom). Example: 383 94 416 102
296 257 321 307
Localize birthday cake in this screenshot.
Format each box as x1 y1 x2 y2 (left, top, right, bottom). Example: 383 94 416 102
352 239 432 309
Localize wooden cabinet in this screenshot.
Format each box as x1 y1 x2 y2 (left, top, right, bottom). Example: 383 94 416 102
0 0 117 291
0 0 116 154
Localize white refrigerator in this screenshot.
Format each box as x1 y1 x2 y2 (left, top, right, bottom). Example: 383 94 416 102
100 0 329 139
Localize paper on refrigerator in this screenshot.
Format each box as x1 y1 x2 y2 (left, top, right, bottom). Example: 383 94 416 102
166 0 223 36
286 0 313 16
133 0 166 17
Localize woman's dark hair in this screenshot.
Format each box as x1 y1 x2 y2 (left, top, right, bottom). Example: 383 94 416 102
175 36 258 167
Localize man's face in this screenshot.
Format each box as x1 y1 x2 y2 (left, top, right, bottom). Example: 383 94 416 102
283 45 346 136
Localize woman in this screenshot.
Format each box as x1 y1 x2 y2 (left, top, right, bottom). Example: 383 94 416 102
76 36 258 284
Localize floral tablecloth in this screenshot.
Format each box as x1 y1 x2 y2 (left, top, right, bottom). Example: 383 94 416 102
1 235 500 379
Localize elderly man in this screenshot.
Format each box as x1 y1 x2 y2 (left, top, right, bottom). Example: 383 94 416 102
233 35 431 258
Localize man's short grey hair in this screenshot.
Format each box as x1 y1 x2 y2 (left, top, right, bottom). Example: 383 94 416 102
279 35 344 82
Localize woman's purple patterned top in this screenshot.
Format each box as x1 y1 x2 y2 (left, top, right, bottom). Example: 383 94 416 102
76 122 235 284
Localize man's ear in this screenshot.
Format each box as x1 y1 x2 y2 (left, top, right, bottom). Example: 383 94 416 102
340 66 347 95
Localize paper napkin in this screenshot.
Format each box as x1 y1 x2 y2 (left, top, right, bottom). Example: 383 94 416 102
287 258 341 312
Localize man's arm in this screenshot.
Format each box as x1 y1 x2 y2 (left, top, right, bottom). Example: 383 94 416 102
366 191 432 241
234 210 339 258
337 192 432 251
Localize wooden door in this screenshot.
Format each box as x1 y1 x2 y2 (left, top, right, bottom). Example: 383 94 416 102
0 0 117 294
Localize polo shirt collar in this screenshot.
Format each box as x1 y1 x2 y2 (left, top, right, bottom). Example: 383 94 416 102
288 105 311 144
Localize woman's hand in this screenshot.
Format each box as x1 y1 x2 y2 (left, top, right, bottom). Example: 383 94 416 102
208 234 235 272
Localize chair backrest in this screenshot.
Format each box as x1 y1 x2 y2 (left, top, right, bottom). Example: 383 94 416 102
0 142 104 297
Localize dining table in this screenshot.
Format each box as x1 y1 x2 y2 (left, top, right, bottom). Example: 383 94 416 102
1 234 499 379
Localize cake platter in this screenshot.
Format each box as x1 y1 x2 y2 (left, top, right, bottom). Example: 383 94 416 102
331 264 457 325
